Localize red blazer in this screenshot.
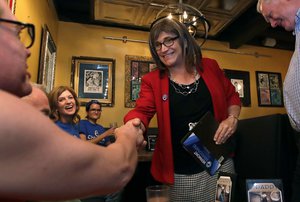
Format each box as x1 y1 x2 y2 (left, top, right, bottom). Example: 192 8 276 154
124 58 241 184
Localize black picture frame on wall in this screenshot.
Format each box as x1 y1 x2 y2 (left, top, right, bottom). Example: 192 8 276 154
256 71 283 107
224 69 251 107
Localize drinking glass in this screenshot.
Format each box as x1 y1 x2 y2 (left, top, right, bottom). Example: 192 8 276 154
146 185 170 202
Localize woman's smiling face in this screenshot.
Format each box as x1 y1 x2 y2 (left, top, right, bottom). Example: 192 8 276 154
57 90 77 117
156 31 184 68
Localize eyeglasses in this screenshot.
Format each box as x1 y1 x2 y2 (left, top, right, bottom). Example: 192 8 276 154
0 18 35 48
154 36 179 51
90 109 102 112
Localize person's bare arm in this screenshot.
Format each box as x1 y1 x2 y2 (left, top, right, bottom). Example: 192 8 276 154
80 127 115 144
0 90 144 200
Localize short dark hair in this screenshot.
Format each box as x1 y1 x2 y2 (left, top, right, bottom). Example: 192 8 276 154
86 100 101 111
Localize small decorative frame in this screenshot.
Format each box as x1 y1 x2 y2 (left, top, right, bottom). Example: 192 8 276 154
125 55 156 108
215 172 236 202
146 128 158 151
256 71 283 107
224 69 251 107
38 25 57 93
147 135 157 151
71 56 115 107
6 0 16 14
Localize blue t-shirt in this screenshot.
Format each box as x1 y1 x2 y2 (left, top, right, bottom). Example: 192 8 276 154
55 121 80 139
79 120 110 146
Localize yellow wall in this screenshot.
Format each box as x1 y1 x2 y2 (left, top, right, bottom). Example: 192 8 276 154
55 22 292 127
15 1 293 127
201 40 291 119
15 0 58 83
55 22 157 127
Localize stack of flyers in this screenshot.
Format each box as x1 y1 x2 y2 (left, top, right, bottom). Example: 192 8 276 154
182 133 223 175
181 111 230 175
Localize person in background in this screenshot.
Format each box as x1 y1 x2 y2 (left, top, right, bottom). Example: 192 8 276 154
0 0 146 200
48 86 81 138
79 99 122 202
79 100 115 146
257 0 300 201
124 18 241 201
21 83 50 117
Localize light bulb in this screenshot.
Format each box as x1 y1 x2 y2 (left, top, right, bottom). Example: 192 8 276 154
183 11 188 19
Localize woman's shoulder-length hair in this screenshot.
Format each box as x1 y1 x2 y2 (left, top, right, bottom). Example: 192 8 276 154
148 18 203 73
48 86 81 123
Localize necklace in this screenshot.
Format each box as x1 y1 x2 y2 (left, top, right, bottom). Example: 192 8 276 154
169 70 200 96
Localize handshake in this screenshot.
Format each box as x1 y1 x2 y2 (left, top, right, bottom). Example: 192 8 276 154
114 118 147 150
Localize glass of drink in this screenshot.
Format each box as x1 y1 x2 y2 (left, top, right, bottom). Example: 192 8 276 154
146 185 170 202
109 122 118 128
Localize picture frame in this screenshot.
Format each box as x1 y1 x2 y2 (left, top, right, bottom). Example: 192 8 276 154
146 128 158 151
38 25 57 93
256 71 283 107
71 56 115 107
6 0 16 14
147 135 157 151
246 179 284 202
215 172 236 202
224 69 251 107
125 55 156 108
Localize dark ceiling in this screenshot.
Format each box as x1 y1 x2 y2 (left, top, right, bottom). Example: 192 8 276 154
52 0 295 51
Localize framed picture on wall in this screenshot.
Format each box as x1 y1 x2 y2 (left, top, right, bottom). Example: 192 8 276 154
71 56 115 107
224 69 251 107
38 25 57 93
256 71 283 107
6 0 16 14
124 55 156 108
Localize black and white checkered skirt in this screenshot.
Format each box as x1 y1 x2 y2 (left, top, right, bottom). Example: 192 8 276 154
169 158 235 202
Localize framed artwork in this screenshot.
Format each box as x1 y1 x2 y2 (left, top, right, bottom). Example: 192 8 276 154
215 172 236 202
256 71 283 107
6 0 16 14
146 128 158 151
71 56 115 107
246 179 283 202
224 69 251 107
147 135 157 151
38 25 56 93
125 55 156 108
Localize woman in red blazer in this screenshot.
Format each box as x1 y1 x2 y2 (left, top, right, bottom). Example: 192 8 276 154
124 18 241 201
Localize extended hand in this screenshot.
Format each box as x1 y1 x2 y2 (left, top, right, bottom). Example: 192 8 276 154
214 116 238 144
